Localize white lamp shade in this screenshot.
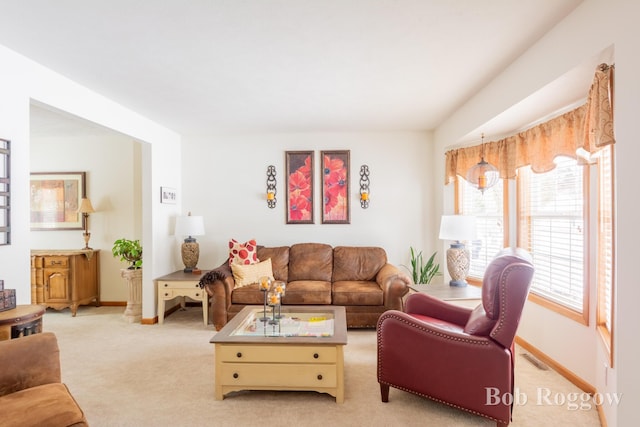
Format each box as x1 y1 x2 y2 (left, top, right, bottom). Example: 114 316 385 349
175 215 205 237
439 215 477 242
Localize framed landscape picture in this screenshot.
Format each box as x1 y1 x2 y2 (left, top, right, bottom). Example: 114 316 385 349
285 151 314 224
30 172 86 230
321 150 350 224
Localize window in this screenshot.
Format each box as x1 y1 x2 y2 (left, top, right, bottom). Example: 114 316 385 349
517 156 588 322
458 177 506 282
597 145 614 365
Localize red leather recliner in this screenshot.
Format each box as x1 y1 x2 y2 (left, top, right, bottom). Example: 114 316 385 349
377 248 534 427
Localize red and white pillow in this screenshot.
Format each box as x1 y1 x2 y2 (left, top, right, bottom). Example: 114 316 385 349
228 238 259 265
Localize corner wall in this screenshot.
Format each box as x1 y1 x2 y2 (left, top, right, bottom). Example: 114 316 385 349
434 1 638 425
0 43 181 320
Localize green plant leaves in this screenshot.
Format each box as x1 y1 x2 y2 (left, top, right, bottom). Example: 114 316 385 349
404 247 440 284
112 238 143 269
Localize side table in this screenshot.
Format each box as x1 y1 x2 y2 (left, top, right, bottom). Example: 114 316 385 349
155 270 209 326
0 305 46 340
410 283 482 308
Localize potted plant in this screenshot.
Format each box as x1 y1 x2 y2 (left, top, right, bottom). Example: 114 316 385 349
112 238 143 323
112 238 143 269
404 247 440 284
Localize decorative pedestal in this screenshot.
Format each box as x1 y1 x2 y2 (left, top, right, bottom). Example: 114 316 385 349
121 269 142 323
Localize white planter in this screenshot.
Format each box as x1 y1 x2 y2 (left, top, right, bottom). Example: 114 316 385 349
120 269 142 323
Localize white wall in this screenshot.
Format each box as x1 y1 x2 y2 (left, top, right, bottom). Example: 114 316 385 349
0 43 182 320
181 131 437 270
30 132 140 302
434 1 639 425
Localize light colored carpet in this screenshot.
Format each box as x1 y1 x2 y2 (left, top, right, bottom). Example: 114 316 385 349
42 306 601 427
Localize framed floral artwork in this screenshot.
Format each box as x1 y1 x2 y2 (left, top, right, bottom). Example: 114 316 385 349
321 150 350 224
285 151 314 224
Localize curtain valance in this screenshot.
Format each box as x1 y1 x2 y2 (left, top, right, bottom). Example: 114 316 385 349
445 64 615 184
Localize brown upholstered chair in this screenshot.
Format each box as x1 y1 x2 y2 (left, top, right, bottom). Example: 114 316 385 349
0 332 88 427
377 248 534 427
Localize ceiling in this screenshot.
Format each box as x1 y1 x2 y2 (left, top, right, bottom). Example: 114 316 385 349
1 0 586 136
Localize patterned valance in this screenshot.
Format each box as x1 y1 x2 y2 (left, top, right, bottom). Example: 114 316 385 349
445 64 615 184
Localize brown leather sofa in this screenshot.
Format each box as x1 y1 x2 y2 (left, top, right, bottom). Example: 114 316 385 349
376 248 534 426
200 243 411 330
0 332 88 427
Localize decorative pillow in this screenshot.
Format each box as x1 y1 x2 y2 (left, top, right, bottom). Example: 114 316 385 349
231 258 273 288
228 238 259 265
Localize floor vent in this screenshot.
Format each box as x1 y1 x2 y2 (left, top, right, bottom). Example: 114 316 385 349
521 352 549 370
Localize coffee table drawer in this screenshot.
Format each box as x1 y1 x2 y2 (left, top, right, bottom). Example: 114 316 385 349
218 344 337 363
220 362 337 387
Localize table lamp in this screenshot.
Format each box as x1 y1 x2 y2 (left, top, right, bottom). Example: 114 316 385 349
174 212 205 273
78 198 95 250
439 215 477 287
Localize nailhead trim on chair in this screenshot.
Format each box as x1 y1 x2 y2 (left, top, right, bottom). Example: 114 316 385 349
377 313 491 345
491 264 530 342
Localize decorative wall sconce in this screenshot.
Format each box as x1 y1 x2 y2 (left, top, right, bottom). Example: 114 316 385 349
359 165 370 208
266 165 277 208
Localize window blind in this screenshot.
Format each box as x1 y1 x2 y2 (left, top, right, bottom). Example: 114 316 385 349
597 145 614 336
518 156 585 312
459 178 505 279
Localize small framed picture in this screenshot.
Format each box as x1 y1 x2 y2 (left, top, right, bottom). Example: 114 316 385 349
160 187 177 204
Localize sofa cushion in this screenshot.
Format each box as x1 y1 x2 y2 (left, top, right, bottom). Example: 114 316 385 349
288 243 333 282
283 280 332 305
332 280 383 306
332 246 387 282
0 383 88 427
228 238 259 265
257 246 290 282
230 258 273 288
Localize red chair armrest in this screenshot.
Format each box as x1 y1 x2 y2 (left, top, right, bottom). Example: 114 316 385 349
405 292 473 327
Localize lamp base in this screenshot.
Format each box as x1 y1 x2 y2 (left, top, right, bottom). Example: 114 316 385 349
82 232 92 250
446 242 470 288
181 237 200 273
449 279 468 287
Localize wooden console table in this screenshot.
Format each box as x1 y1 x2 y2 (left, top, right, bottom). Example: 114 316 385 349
31 249 101 316
0 305 45 341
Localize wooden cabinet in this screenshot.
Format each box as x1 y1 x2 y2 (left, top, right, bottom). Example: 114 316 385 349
31 250 100 316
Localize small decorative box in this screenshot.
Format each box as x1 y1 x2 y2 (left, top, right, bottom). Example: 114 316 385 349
0 281 17 312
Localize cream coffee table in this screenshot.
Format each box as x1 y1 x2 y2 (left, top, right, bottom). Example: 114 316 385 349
210 305 347 403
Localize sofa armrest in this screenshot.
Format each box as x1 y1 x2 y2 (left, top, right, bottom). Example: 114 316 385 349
376 263 411 311
199 261 235 330
0 332 62 397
